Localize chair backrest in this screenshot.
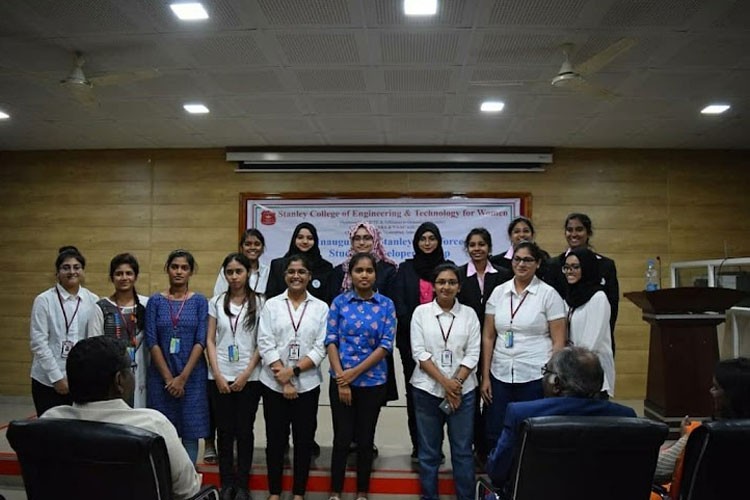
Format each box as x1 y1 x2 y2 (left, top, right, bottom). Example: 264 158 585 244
7 418 173 500
678 419 750 500
508 416 668 500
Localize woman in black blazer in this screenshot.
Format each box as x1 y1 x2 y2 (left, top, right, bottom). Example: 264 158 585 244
545 213 620 353
490 216 550 278
456 228 511 463
266 222 333 304
392 222 448 461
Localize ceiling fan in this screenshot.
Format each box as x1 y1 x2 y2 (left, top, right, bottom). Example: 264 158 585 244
470 38 637 99
59 51 161 107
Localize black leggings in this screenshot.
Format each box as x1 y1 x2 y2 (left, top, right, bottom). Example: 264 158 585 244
209 381 262 489
329 383 387 493
262 385 320 496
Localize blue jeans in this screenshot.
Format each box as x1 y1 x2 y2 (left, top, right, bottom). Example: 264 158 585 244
182 438 198 464
484 376 543 453
413 387 476 500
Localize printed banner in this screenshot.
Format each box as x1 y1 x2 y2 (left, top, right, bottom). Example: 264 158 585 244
245 197 525 266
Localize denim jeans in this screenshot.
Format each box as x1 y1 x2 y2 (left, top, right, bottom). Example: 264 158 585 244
413 387 476 500
484 376 543 453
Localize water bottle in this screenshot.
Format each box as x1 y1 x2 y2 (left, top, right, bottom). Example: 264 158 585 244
645 259 659 291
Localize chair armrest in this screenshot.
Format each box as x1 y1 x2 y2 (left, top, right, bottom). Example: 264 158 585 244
475 475 501 500
651 483 669 500
189 485 219 500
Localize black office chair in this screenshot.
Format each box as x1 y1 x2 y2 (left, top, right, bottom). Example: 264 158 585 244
676 419 750 500
7 418 218 500
476 416 668 500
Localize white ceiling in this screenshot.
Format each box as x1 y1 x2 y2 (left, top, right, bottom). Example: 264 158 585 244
0 0 747 151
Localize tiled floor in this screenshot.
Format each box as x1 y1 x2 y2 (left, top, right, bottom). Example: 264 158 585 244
0 395 645 499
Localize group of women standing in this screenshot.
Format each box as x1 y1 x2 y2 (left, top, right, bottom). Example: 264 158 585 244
29 211 620 500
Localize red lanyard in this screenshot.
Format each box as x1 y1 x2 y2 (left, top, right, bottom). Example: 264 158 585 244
286 299 309 338
56 287 81 338
437 313 455 348
509 291 529 326
167 292 189 333
229 299 246 339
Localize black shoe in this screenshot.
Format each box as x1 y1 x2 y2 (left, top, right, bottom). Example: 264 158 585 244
411 448 419 464
234 487 250 500
372 444 379 457
220 486 235 500
312 441 321 457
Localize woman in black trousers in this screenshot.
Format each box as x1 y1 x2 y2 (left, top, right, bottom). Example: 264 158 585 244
456 228 512 463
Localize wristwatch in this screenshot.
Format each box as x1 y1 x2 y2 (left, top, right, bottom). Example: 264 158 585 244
293 366 301 377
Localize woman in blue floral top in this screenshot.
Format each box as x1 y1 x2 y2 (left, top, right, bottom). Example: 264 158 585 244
325 252 396 500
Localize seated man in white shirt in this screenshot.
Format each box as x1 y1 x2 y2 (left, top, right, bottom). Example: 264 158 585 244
43 336 202 500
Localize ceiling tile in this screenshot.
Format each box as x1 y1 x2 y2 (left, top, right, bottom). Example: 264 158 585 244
370 0 468 26
601 0 703 27
308 95 373 114
276 33 360 63
379 32 462 63
294 69 367 91
485 0 588 26
258 0 352 25
383 69 453 91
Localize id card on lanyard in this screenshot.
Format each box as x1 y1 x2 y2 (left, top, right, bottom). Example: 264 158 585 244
167 293 188 355
227 299 246 363
56 287 81 359
437 313 455 368
286 300 308 363
506 291 529 349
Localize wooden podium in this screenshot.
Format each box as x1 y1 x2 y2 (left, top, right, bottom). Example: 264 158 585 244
624 288 746 431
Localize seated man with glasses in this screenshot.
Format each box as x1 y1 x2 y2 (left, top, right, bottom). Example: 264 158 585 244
485 346 636 490
43 336 202 500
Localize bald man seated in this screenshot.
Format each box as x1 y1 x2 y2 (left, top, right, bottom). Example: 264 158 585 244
43 336 202 500
486 346 636 490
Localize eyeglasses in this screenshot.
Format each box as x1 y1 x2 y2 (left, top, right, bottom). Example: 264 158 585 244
562 264 581 273
352 235 373 242
512 256 536 264
541 363 556 376
285 269 309 276
435 279 459 286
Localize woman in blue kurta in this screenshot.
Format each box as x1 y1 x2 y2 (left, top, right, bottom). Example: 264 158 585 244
326 252 395 500
146 249 209 464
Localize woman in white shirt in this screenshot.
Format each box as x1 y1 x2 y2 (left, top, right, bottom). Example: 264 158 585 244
213 228 269 298
208 228 268 464
563 247 615 398
481 241 566 454
410 263 481 500
207 253 263 500
30 245 99 416
257 254 328 500
86 252 149 408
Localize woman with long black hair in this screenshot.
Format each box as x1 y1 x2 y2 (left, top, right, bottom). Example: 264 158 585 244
207 252 263 500
87 252 148 408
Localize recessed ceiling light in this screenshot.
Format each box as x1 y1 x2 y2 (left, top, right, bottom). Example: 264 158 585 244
700 104 730 115
480 101 505 113
170 2 209 21
0 110 9 120
404 0 438 16
183 103 210 114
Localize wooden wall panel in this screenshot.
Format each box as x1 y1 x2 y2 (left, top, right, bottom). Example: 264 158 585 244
1 148 749 399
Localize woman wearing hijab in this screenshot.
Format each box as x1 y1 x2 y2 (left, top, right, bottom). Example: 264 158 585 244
328 221 399 407
563 247 615 398
393 222 448 461
266 222 333 304
545 213 619 352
